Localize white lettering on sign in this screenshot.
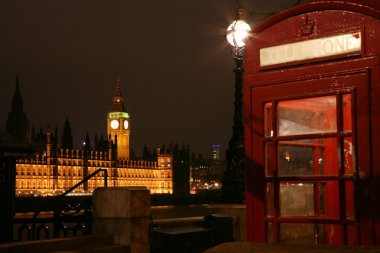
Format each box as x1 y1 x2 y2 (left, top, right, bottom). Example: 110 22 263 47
260 32 361 67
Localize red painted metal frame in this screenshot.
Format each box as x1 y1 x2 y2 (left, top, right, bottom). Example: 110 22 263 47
243 0 380 246
252 1 380 35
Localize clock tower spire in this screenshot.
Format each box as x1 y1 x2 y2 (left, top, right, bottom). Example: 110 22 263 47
107 76 130 160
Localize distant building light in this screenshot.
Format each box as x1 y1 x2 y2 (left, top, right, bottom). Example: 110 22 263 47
211 144 221 160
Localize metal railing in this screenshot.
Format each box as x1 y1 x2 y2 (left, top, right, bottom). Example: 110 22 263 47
15 167 108 241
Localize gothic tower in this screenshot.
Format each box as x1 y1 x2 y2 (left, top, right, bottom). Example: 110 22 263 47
61 118 73 149
107 77 130 160
6 75 29 142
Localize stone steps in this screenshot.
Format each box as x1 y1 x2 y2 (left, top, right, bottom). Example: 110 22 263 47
83 244 129 253
0 235 130 253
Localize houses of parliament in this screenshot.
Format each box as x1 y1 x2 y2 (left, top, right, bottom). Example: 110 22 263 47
5 76 173 196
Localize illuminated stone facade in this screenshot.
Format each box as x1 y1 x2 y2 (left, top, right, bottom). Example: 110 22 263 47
14 77 173 196
15 144 173 196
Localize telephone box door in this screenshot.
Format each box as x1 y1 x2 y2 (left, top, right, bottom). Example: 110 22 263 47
247 71 370 244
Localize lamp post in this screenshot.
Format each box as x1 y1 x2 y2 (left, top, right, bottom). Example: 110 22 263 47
223 5 251 202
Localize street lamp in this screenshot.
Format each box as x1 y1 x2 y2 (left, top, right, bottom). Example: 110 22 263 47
226 8 251 50
223 6 251 202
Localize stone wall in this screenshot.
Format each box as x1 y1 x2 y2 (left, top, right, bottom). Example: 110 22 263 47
92 187 150 253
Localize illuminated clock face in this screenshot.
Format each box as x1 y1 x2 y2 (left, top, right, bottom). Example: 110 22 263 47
123 120 129 129
110 119 119 129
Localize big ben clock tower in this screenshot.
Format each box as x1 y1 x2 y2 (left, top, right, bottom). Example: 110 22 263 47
107 77 130 160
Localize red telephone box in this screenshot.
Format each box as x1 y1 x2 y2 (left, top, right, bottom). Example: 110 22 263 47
244 0 380 245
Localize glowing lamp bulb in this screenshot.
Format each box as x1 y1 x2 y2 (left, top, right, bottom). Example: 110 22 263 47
226 20 251 48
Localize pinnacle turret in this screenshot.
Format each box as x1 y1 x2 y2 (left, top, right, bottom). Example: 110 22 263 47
61 117 73 149
11 74 24 114
6 74 29 142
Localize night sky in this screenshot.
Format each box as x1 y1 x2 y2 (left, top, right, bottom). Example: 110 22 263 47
0 0 301 157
